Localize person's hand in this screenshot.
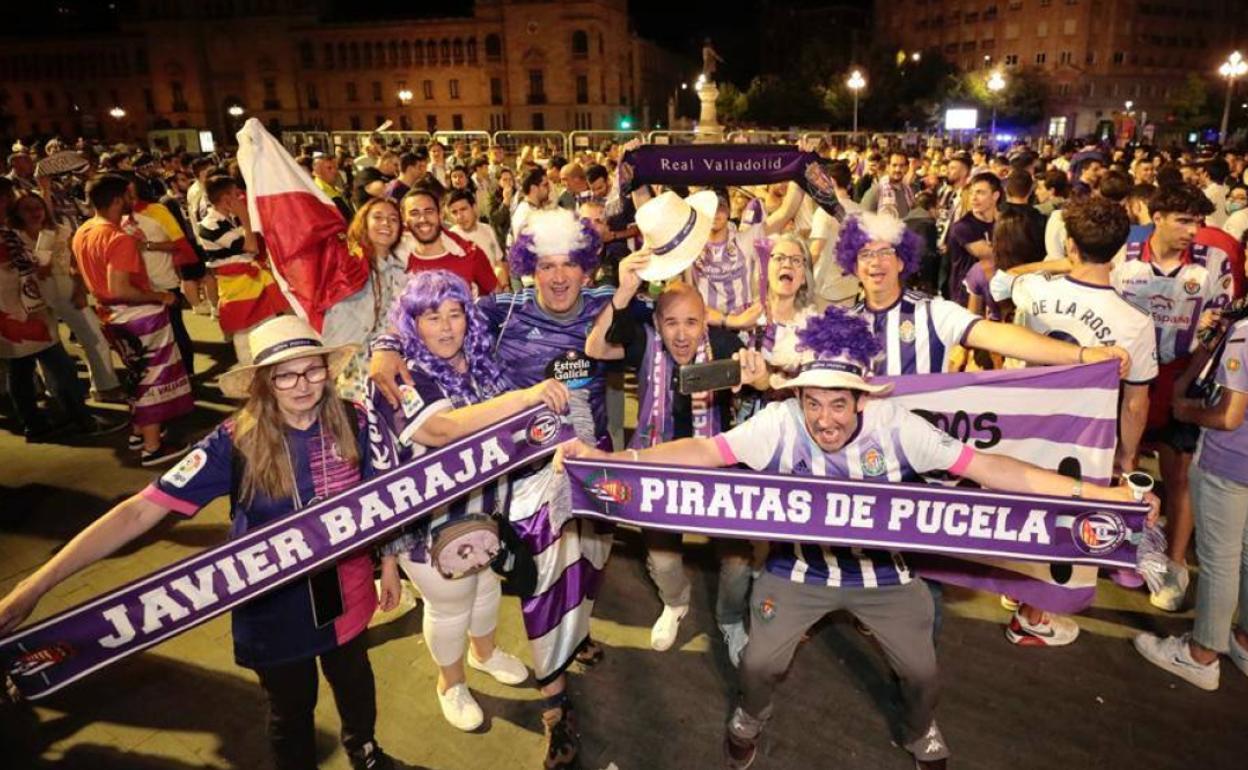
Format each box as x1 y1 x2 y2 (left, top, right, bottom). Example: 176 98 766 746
616 249 652 296
947 345 968 372
524 379 570 413
726 302 764 330
1142 491 1161 527
377 557 402 612
0 579 42 635
734 348 768 391
369 349 413 408
620 138 642 155
1081 345 1131 379
1198 309 1222 335
553 438 610 473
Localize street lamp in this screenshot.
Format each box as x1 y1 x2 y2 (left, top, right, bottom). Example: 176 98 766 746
397 89 413 105
912 52 921 62
108 106 126 119
227 104 244 118
1218 51 1247 144
847 69 866 136
986 70 1006 143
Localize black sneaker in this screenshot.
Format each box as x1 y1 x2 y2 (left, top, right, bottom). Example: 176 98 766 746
541 702 579 769
129 428 167 451
348 740 394 770
140 441 188 466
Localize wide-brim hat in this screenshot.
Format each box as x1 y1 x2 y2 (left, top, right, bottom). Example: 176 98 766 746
635 190 717 282
218 316 358 399
772 358 893 395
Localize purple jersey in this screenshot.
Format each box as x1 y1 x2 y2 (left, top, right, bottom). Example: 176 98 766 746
477 286 615 440
716 399 972 588
1194 319 1248 485
963 262 1002 321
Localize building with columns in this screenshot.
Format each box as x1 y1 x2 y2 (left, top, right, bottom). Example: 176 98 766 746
875 0 1247 139
0 0 689 144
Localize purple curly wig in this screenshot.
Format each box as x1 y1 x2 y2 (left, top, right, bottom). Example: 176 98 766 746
795 305 884 367
834 212 924 279
507 207 602 277
390 269 510 404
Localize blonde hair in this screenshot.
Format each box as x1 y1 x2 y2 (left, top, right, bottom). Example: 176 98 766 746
768 233 814 311
233 358 360 503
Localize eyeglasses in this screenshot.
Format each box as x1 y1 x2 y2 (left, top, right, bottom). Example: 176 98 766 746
771 254 805 267
271 365 329 390
857 247 898 263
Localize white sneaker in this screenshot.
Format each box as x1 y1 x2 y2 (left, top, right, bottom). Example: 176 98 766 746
1228 630 1248 679
1148 561 1190 612
437 683 484 731
720 622 749 668
1005 609 1080 647
467 648 529 686
1134 633 1219 691
650 604 689 651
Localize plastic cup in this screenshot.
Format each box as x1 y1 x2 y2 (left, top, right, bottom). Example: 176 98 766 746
1124 471 1154 501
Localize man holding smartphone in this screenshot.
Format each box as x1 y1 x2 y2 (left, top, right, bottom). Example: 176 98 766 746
586 250 768 663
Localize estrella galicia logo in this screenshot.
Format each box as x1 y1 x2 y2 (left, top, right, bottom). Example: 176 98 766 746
585 471 632 504
8 642 74 678
1071 511 1128 556
525 411 562 447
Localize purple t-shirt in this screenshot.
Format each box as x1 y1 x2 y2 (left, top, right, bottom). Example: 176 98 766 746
962 262 1002 321
1195 318 1248 484
946 213 994 304
477 285 615 441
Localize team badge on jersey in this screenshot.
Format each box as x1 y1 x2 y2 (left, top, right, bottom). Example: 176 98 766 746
1228 358 1241 373
759 597 777 622
163 448 207 489
898 319 917 343
1184 280 1201 296
862 447 887 476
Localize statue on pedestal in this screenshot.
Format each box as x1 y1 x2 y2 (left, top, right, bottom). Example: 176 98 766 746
701 38 724 82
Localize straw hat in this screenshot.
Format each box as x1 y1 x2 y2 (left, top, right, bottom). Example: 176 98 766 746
634 190 718 282
772 357 892 395
218 316 358 399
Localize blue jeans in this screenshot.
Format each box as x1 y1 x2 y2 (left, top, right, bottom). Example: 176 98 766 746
1189 462 1248 652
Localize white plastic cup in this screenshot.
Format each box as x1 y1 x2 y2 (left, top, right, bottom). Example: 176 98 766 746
1124 471 1154 501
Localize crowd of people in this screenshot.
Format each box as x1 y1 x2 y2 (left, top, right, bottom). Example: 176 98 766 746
2 127 1248 770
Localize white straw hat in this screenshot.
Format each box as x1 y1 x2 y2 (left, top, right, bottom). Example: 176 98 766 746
218 316 358 399
772 357 893 395
634 190 718 282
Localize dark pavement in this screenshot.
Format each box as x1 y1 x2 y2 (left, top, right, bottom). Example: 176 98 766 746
1 312 1245 770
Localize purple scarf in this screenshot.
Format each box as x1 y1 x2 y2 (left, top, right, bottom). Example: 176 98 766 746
630 325 719 449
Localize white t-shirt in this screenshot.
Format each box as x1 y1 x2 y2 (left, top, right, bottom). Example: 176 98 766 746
810 199 863 307
509 199 539 247
1044 209 1068 260
1011 273 1158 384
451 223 505 268
1204 182 1229 228
1222 208 1248 244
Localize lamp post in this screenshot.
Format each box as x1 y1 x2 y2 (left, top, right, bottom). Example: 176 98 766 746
227 104 244 118
1219 51 1247 145
847 69 866 137
397 89 413 105
668 81 688 127
108 106 126 119
986 70 1006 145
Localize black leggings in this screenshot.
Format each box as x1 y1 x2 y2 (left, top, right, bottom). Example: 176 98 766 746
253 633 377 770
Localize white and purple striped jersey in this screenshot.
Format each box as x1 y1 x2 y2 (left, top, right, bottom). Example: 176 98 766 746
715 399 973 588
1112 257 1216 364
1011 274 1158 384
853 290 981 375
690 218 764 317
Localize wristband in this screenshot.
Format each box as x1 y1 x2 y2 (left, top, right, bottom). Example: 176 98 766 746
370 334 402 354
1077 346 1086 364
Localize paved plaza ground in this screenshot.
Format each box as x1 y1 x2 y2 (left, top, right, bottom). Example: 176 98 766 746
1 313 1245 770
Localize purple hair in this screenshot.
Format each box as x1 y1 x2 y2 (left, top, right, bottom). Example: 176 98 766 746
834 214 924 279
389 269 509 403
507 213 602 277
795 305 884 366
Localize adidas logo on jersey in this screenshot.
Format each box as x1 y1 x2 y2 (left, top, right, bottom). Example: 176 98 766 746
526 327 543 339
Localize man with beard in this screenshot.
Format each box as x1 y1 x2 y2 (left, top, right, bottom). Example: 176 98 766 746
861 152 916 218
399 187 498 296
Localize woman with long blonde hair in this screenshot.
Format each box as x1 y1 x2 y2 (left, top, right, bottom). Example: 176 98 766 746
0 315 396 770
322 195 408 402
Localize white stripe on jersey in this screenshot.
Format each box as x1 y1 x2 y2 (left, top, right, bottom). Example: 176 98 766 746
914 300 933 375
885 308 903 375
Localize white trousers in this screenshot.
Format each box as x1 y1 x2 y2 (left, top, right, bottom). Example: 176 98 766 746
397 555 502 667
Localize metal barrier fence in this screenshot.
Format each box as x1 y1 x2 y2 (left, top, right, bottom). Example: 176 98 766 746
567 130 643 155
431 131 492 153
646 130 701 145
281 131 331 155
491 131 569 159
328 131 433 156
726 129 803 145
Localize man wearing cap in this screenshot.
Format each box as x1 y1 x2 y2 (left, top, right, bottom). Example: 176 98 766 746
556 306 1155 770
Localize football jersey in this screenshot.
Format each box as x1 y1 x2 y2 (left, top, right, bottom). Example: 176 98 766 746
853 289 981 375
365 364 506 563
690 200 765 316
1011 273 1158 384
1112 242 1218 364
1194 318 1248 485
477 286 615 441
716 399 972 588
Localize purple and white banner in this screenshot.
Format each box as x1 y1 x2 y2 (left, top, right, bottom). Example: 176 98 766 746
882 361 1121 611
0 407 573 701
619 144 844 218
564 460 1153 569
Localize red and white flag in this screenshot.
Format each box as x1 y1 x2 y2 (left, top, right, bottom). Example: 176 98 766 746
236 118 367 331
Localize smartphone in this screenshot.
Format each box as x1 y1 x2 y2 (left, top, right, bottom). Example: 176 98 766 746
308 567 345 628
678 360 741 395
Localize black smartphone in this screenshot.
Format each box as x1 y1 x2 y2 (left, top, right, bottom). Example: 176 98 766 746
308 568 345 628
678 360 741 395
